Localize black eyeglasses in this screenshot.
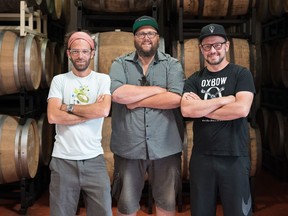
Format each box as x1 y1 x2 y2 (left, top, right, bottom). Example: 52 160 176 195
139 76 150 86
200 41 227 51
135 32 158 39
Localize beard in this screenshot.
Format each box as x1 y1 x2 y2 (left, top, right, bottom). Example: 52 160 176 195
205 55 225 65
70 58 91 72
134 41 159 57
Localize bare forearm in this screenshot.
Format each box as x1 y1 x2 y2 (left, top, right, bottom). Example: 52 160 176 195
128 92 181 109
112 85 166 104
47 98 87 125
62 104 110 118
206 100 252 120
181 97 227 118
61 95 111 119
206 91 254 120
47 109 87 125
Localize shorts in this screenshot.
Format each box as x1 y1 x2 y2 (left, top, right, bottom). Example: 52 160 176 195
112 153 181 214
189 154 252 216
49 155 112 216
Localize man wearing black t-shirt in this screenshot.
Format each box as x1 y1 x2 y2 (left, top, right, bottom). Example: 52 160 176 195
181 24 255 216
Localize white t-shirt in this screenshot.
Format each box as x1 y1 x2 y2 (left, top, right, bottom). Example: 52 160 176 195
47 71 111 160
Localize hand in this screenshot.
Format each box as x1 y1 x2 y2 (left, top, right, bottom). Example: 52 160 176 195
60 104 67 111
155 86 167 94
224 95 236 104
183 92 201 100
126 102 138 110
96 94 105 103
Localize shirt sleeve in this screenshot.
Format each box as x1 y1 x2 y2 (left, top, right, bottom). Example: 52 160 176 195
109 58 127 94
183 71 199 94
47 74 63 101
235 67 256 94
167 57 185 95
98 73 111 95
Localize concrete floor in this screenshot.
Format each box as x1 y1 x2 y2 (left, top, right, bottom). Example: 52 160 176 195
0 169 288 216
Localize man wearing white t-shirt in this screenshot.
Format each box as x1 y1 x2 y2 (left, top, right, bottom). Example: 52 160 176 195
47 31 112 216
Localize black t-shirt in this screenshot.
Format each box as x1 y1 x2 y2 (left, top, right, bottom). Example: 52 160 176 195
183 63 256 156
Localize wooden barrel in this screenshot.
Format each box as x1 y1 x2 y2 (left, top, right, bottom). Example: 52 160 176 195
256 107 270 149
50 42 63 76
40 0 54 15
267 111 286 157
15 118 40 181
0 116 40 184
269 39 288 88
37 113 54 166
255 0 273 23
94 31 135 74
173 38 260 86
16 34 41 91
0 31 19 96
268 0 284 17
36 37 53 88
0 0 42 13
285 0 288 12
285 120 288 161
249 124 262 177
182 121 193 181
228 38 261 92
52 0 62 19
0 31 42 94
173 39 200 78
258 0 288 21
59 44 66 73
60 0 70 22
78 0 161 13
274 38 288 88
102 117 114 183
0 115 19 184
261 43 272 87
178 0 256 17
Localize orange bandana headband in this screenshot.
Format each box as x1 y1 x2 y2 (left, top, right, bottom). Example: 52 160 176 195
68 32 94 49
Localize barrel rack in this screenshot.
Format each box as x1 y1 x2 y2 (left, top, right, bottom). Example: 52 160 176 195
0 1 49 214
258 11 288 182
261 13 288 42
0 88 49 215
0 0 47 37
75 0 159 32
0 92 39 215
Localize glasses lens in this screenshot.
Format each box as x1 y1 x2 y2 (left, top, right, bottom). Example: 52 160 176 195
202 44 212 51
70 49 91 56
213 43 223 50
201 42 226 51
136 32 158 39
147 32 157 38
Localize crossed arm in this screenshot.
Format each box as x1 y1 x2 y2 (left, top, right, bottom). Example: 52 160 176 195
47 94 111 125
112 84 181 110
181 91 254 121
